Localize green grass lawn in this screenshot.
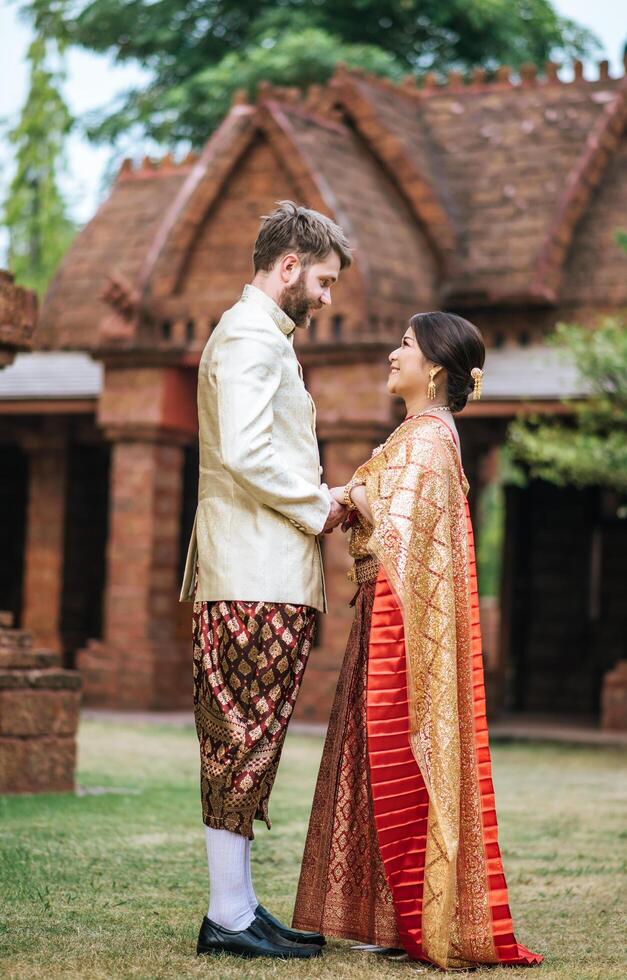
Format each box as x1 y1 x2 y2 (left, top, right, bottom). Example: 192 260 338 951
1 720 625 980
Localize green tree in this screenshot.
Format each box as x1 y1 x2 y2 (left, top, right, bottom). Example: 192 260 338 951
3 13 75 296
507 314 627 494
45 0 597 147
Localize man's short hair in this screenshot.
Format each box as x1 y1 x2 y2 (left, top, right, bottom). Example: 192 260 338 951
253 201 352 273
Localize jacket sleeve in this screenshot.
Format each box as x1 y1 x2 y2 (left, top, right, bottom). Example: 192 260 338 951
214 326 330 535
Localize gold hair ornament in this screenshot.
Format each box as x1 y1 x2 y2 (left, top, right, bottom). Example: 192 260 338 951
471 367 483 400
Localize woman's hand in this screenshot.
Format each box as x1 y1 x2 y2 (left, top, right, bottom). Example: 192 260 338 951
347 484 374 525
329 484 374 526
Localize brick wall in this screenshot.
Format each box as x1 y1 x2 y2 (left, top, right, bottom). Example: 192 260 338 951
0 612 81 794
80 438 189 708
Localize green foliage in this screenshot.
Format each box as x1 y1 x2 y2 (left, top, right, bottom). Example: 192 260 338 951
3 18 75 296
508 318 627 493
34 0 598 147
87 19 405 146
477 477 505 597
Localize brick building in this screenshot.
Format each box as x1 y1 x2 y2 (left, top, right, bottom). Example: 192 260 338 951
0 272 81 795
1 63 626 726
0 271 36 367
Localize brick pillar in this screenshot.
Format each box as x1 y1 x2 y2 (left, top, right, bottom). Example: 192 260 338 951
22 431 68 652
79 437 187 708
601 661 627 731
296 437 378 724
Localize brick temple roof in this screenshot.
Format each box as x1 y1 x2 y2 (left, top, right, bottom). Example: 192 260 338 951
37 61 627 351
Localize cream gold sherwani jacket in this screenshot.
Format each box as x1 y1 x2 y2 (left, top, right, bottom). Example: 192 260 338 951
180 285 329 612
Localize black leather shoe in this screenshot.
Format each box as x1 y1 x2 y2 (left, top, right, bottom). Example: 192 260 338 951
196 915 322 959
255 904 326 947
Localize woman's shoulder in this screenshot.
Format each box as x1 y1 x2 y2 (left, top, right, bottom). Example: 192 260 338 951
396 415 455 451
400 416 461 474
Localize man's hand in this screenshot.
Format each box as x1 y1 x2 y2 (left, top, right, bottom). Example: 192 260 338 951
321 484 347 533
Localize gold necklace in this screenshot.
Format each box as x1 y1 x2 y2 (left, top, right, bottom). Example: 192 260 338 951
414 405 452 417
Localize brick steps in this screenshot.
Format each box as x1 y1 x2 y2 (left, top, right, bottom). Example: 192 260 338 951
0 612 81 794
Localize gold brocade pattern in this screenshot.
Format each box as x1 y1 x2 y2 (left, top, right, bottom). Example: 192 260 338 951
351 417 497 969
192 598 315 839
292 581 400 947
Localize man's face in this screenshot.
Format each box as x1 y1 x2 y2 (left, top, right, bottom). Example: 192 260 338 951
278 251 341 328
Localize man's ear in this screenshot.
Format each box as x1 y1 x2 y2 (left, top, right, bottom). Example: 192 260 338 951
279 252 301 284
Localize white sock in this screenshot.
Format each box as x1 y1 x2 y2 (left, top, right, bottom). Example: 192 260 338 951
244 838 259 912
205 826 255 931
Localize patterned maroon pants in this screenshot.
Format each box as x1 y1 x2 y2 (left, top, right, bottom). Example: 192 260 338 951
192 598 316 839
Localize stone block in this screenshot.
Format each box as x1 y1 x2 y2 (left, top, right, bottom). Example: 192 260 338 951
0 689 81 736
0 736 76 794
0 668 81 691
0 620 81 793
0 628 32 652
0 649 59 670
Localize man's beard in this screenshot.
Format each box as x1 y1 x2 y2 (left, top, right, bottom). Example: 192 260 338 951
278 271 318 328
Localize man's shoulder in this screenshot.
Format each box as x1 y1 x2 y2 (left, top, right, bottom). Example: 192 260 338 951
216 299 284 346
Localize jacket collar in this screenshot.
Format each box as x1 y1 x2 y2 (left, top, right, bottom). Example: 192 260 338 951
241 284 296 337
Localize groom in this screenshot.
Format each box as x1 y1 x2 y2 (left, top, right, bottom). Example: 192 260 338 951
180 201 351 959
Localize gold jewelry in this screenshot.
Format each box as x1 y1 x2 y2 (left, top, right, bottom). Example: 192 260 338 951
427 366 440 400
417 405 451 417
471 367 483 400
342 476 365 508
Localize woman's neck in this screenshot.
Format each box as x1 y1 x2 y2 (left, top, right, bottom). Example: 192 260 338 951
404 395 449 417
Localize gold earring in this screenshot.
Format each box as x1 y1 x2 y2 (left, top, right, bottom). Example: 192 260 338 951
471 367 483 400
427 367 438 400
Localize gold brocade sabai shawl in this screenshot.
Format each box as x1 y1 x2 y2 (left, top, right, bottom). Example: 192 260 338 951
354 415 501 969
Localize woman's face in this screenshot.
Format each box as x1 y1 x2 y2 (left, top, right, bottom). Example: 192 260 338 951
387 327 440 400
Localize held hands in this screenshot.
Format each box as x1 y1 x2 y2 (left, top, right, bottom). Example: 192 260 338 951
321 484 348 534
334 482 374 526
331 485 354 534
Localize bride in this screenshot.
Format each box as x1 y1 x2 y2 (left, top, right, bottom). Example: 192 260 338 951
292 311 542 970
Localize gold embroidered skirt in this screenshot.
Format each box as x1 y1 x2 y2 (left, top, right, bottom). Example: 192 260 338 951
192 598 315 839
291 580 400 947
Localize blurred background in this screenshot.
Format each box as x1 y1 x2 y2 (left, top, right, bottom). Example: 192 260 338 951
0 0 626 738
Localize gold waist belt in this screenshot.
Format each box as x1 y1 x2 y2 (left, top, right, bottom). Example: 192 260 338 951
348 555 380 585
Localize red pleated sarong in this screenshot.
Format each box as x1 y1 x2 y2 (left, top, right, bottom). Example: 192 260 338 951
366 504 541 966
367 569 430 958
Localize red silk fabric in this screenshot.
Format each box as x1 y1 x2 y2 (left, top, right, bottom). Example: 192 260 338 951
366 504 542 966
366 569 429 959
